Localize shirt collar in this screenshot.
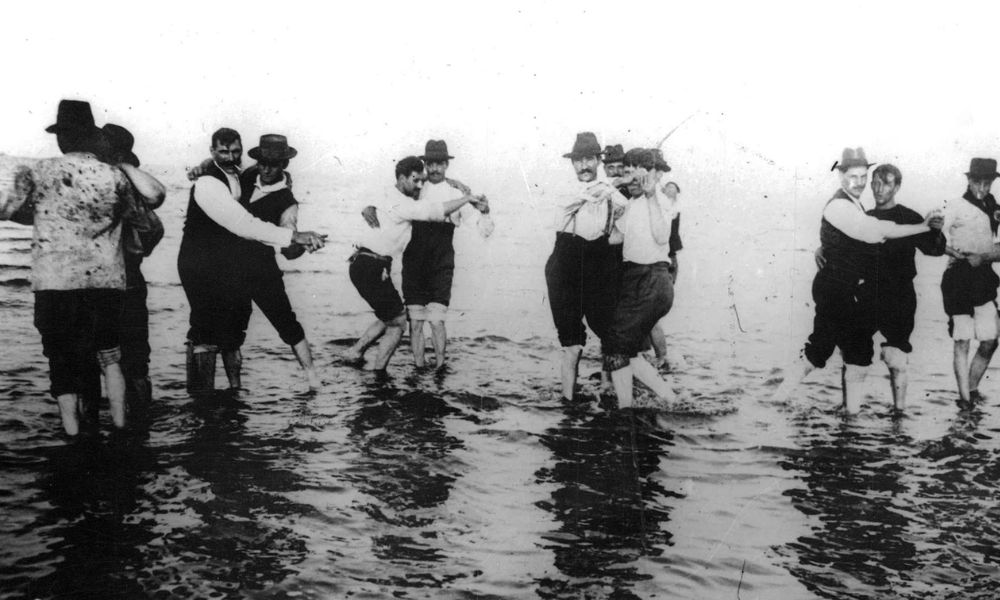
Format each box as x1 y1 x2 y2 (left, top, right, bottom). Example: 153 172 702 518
255 174 287 193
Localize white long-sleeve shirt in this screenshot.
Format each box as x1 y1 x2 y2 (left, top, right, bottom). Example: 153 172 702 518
421 180 494 237
943 194 996 257
357 186 448 257
193 174 293 248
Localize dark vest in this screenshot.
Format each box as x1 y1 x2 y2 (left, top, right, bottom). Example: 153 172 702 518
182 163 247 251
818 189 877 280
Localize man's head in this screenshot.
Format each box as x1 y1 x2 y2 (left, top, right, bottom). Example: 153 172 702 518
966 158 1000 201
603 144 625 178
664 181 680 201
420 140 453 184
210 127 243 174
564 132 603 183
102 124 140 167
834 148 874 200
395 156 425 198
871 164 902 208
623 148 654 198
47 100 108 157
248 134 297 185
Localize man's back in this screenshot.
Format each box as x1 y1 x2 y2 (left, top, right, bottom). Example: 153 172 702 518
30 153 129 291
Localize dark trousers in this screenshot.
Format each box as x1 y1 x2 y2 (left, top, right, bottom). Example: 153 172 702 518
603 262 674 371
804 270 877 368
544 232 620 348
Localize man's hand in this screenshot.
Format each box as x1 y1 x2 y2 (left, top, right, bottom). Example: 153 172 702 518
945 246 966 259
925 208 944 230
186 157 215 181
469 195 490 214
361 206 380 228
968 253 986 268
814 247 827 270
446 177 472 195
291 231 327 252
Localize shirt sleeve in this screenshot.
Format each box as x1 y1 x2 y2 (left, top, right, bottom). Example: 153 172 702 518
193 177 294 248
390 199 447 222
823 198 898 244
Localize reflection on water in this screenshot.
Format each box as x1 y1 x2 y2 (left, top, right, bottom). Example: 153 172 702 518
534 407 677 598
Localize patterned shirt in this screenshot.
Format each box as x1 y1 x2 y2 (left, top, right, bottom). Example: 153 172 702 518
28 153 135 291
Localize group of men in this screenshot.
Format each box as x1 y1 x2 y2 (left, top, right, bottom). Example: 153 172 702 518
2 100 166 435
544 132 684 408
776 147 1000 413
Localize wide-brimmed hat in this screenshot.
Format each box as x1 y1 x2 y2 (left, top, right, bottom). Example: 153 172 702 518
966 158 1000 180
45 99 97 134
420 139 454 162
623 147 655 170
603 144 625 163
563 132 602 159
650 148 671 172
832 147 875 172
248 134 297 162
102 124 140 167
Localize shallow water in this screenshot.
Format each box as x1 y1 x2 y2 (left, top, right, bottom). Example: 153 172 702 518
2 168 1000 599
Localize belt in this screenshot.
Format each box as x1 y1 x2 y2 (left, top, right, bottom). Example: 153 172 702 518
349 247 392 263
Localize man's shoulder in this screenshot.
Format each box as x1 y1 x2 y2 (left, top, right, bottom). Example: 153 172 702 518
868 203 922 224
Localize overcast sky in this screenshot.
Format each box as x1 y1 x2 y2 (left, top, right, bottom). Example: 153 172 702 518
3 1 998 190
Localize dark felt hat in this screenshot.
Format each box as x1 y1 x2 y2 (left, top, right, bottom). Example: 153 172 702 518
45 99 97 134
650 148 671 172
603 144 625 163
102 124 140 167
832 147 875 172
966 158 1000 180
624 147 655 170
563 132 602 159
420 139 454 162
248 134 298 162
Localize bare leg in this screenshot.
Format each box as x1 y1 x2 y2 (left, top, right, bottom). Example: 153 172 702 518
954 340 971 402
611 366 634 408
56 393 80 436
429 320 447 368
649 325 667 363
343 320 387 362
291 338 321 389
559 345 583 401
221 349 242 390
842 364 867 415
372 317 406 371
101 361 128 429
631 355 675 400
409 319 426 367
969 339 997 397
881 346 908 412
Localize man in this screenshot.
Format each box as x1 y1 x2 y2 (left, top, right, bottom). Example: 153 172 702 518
817 164 945 411
177 128 326 395
603 148 682 408
401 140 494 369
647 150 684 368
602 144 626 180
545 132 628 402
939 158 1000 406
774 148 941 414
342 156 487 371
16 100 136 435
102 123 167 412
234 134 321 389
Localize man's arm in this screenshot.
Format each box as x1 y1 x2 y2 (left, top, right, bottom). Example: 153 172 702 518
393 194 484 222
118 163 166 209
279 204 307 259
825 200 936 243
194 177 325 250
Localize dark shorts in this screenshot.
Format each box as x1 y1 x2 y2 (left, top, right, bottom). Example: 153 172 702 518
350 251 405 323
34 289 123 398
544 232 621 348
941 261 1000 317
402 223 456 307
804 270 877 368
603 262 674 371
873 281 916 353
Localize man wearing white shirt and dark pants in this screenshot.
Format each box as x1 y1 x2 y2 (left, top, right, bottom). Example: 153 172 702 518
343 156 487 372
178 128 325 394
774 148 941 413
545 132 628 402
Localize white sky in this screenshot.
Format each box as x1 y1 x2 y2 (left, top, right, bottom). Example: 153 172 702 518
2 1 999 191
